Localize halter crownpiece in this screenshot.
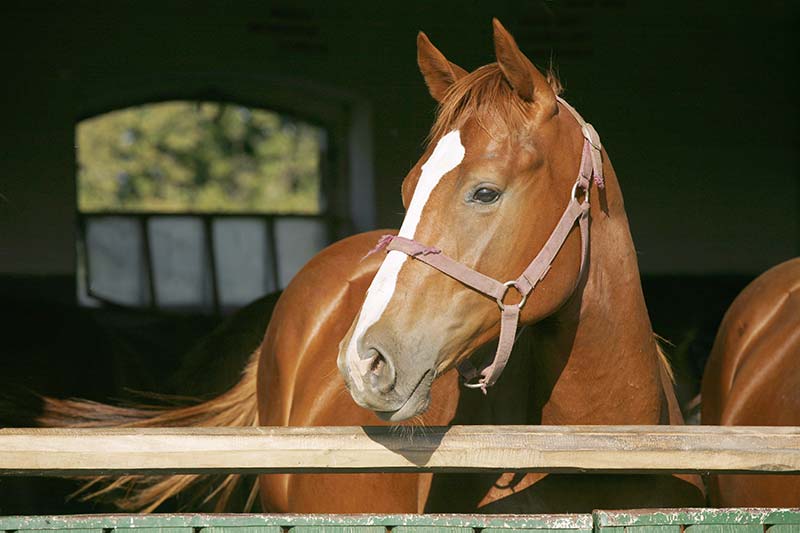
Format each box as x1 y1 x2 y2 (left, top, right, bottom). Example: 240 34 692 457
371 97 603 393
559 96 604 190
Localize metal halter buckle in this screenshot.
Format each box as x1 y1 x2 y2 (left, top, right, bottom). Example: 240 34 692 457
496 280 528 311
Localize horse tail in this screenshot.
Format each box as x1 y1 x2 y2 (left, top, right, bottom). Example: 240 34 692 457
29 350 261 513
653 334 684 425
653 334 675 384
653 334 703 423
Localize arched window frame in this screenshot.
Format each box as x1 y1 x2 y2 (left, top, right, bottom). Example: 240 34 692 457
74 73 374 314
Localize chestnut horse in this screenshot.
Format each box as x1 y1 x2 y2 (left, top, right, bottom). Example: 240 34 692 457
322 18 703 512
702 257 800 506
22 20 703 512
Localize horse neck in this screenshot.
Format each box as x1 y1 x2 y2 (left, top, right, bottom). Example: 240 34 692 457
526 154 670 425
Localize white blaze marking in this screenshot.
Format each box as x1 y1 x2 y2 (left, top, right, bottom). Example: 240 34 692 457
345 130 465 388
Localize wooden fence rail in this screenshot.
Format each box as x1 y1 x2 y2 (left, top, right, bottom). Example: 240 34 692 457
1 425 799 476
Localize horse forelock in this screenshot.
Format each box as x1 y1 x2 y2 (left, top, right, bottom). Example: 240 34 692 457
428 63 563 144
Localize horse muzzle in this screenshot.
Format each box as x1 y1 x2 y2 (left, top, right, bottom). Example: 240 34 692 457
337 343 435 421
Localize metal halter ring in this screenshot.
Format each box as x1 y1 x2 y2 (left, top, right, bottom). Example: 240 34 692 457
496 280 528 310
571 178 590 205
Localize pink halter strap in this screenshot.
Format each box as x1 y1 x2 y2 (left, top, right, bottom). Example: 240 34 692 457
371 97 603 393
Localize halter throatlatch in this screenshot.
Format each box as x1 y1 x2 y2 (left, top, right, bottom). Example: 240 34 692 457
370 97 604 393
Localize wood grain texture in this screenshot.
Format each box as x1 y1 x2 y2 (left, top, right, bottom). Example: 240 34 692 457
1 513 798 532
594 509 800 527
768 526 800 533
0 514 593 532
0 425 798 476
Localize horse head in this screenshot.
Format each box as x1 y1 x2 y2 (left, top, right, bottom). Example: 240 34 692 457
338 20 596 421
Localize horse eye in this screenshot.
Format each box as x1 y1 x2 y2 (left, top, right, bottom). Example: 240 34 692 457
472 187 501 204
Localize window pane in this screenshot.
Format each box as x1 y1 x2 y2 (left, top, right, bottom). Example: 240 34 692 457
75 101 333 313
213 218 276 307
149 217 210 310
274 218 328 287
85 217 149 306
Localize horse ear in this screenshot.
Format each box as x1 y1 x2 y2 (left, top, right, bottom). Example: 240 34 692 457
492 18 556 111
417 31 468 102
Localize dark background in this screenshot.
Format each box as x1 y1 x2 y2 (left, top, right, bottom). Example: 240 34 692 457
0 0 797 514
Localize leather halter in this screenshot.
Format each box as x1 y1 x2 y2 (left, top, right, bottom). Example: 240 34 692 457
371 97 604 392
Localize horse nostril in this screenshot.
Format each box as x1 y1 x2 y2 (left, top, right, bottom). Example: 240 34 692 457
365 348 396 394
370 353 383 373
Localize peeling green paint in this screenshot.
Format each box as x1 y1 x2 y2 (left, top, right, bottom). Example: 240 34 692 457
0 510 797 533
0 513 591 532
594 509 800 527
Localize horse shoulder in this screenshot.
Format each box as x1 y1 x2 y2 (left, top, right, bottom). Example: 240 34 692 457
257 229 454 513
257 230 395 418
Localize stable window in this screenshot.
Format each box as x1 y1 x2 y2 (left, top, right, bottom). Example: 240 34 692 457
76 101 333 313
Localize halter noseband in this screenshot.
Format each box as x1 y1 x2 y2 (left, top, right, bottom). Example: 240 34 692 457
370 97 604 393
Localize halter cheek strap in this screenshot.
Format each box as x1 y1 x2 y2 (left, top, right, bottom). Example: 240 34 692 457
371 97 603 393
386 179 589 392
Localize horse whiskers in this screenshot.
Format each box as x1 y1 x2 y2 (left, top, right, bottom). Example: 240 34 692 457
334 387 353 400
391 424 415 440
411 414 428 430
385 412 433 442
319 365 342 382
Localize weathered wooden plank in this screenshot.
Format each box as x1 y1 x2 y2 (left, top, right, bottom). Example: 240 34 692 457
483 529 590 533
595 509 800 527
0 514 593 532
4 514 796 533
479 516 592 533
204 528 282 533
768 526 800 533
394 527 472 533
289 527 386 533
1 425 799 476
115 529 193 533
684 526 763 533
24 530 101 533
623 527 681 533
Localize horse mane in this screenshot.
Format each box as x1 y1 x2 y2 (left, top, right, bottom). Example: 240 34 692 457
429 62 564 143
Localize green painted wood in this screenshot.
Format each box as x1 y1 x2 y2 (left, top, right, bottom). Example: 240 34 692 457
685 527 764 533
483 529 591 533
3 511 795 533
393 527 472 533
288 527 386 533
204 527 283 533
595 509 800 527
0 514 593 531
768 526 800 533
25 530 101 533
624 527 681 533
115 528 194 533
